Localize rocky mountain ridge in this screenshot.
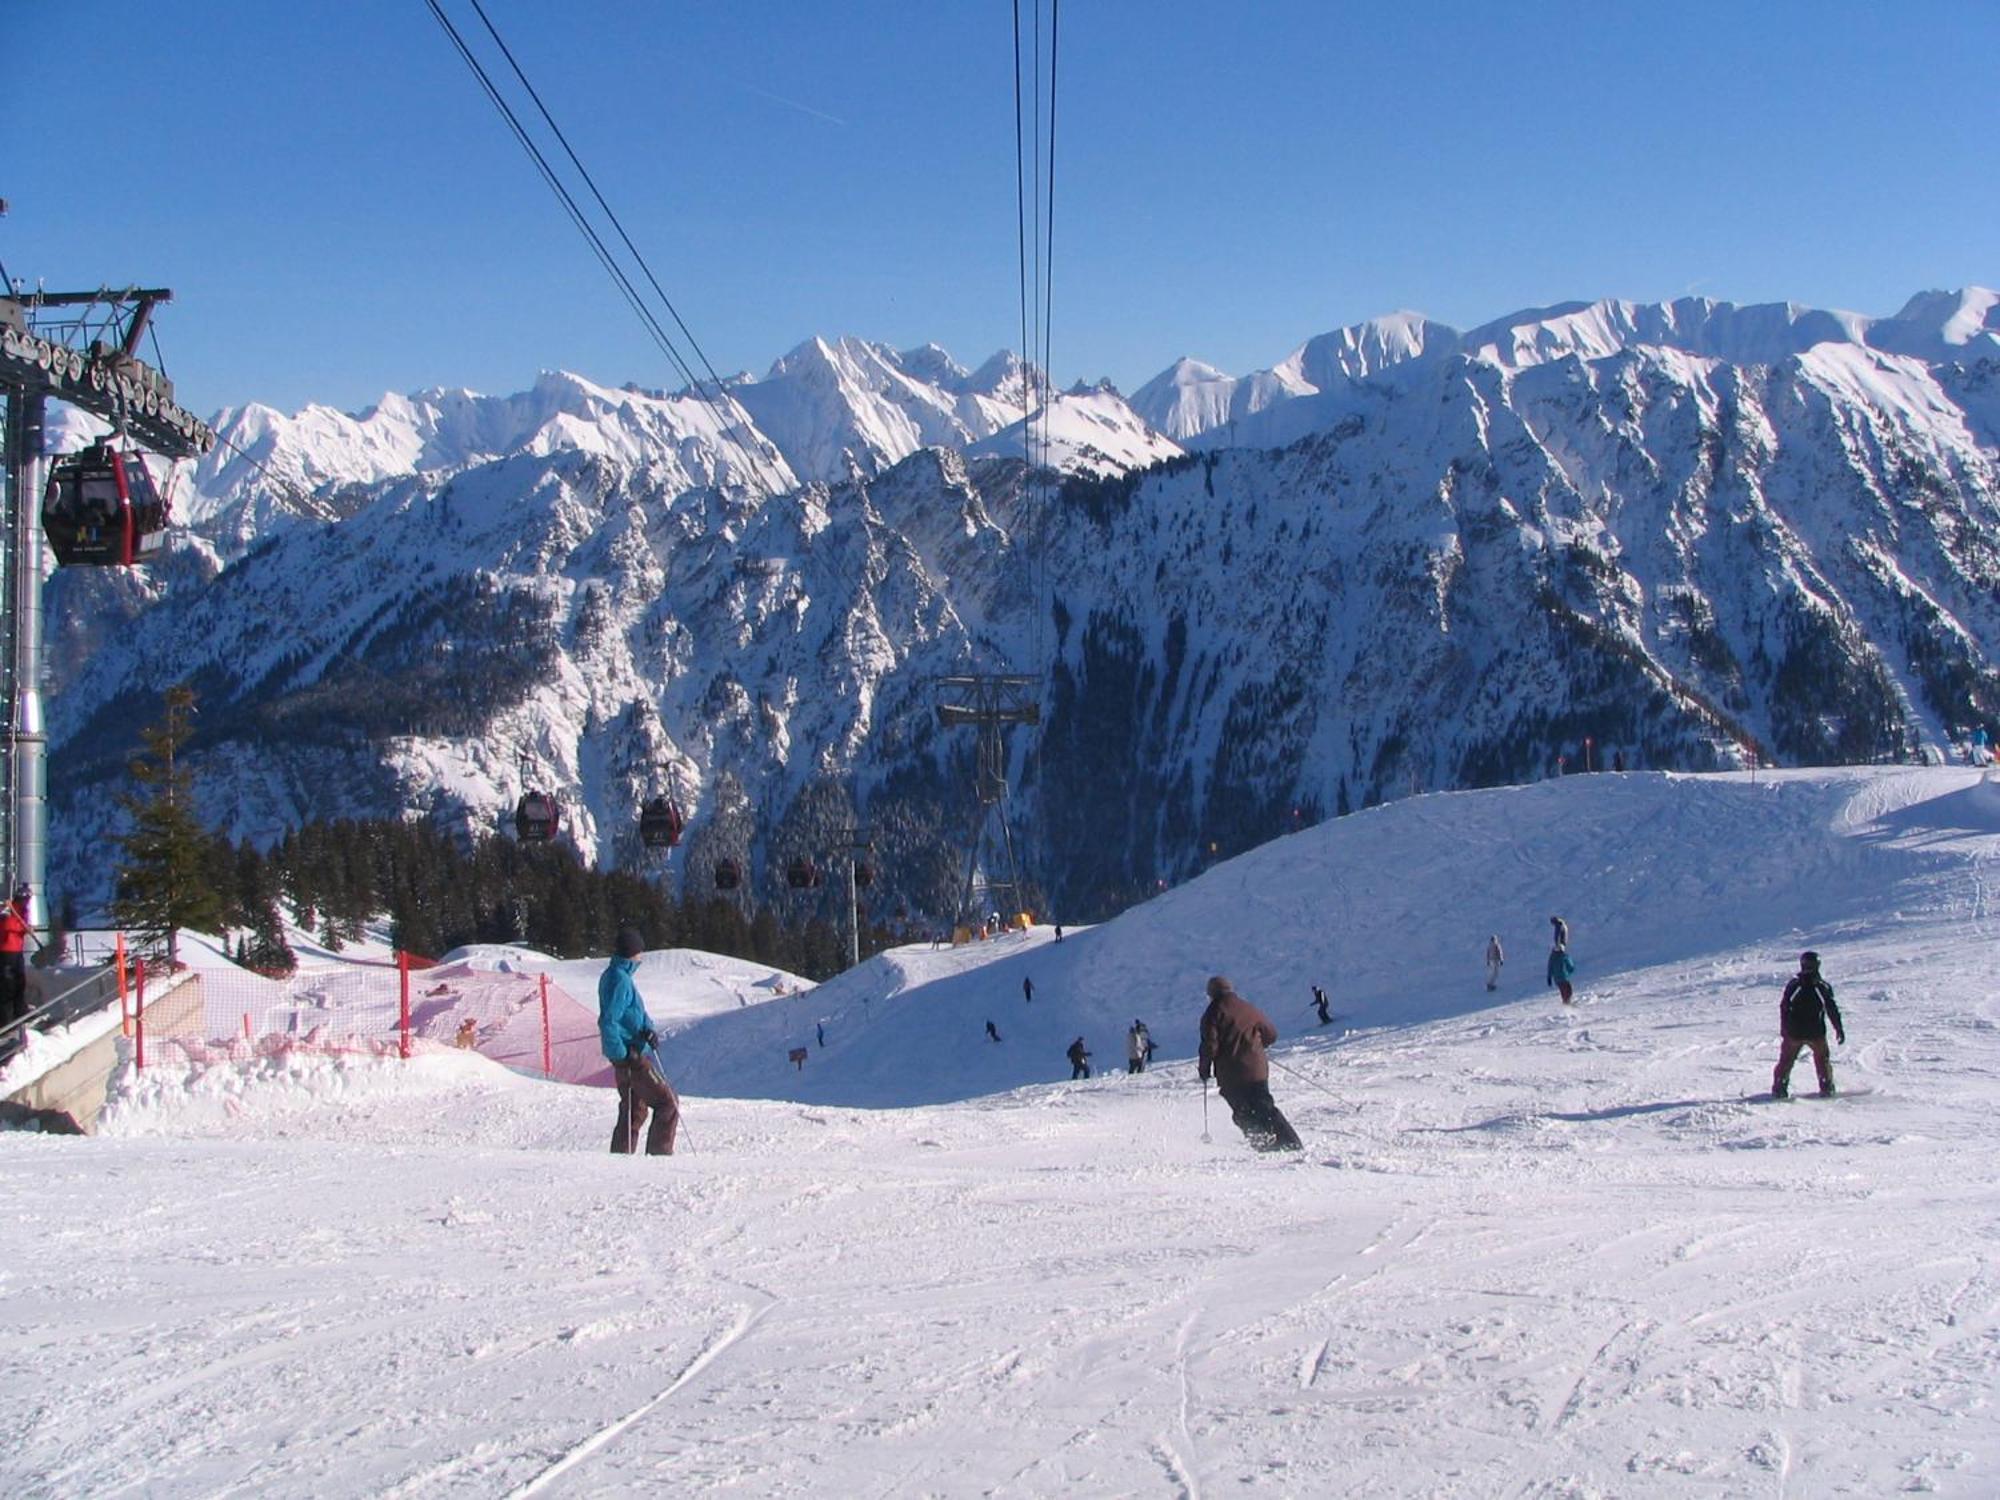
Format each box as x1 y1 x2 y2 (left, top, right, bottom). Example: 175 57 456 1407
44 286 2000 924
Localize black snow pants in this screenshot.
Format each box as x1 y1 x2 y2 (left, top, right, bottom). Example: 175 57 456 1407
1218 1078 1302 1151
1774 1035 1834 1096
0 952 26 1029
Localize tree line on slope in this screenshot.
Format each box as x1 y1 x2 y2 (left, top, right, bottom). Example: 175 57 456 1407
103 691 896 980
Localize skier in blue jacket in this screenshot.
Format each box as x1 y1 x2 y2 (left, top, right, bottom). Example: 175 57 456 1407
599 928 679 1155
1546 941 1576 1005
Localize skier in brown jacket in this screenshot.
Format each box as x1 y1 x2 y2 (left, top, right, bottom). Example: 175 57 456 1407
1197 975 1302 1151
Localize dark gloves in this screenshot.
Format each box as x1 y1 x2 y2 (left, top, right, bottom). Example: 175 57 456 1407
1836 1029 1846 1045
638 1028 657 1049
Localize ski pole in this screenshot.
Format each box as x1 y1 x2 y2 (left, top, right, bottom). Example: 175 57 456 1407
1200 1076 1212 1143
1268 1056 1362 1111
651 1044 692 1153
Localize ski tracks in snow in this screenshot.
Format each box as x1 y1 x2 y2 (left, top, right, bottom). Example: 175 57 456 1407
501 1290 776 1499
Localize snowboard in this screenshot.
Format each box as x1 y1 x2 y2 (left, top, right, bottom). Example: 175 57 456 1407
1749 1084 1873 1103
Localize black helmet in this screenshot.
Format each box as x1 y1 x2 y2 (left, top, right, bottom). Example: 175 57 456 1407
1800 950 1820 970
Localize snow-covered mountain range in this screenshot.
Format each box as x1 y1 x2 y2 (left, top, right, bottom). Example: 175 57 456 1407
44 287 2000 922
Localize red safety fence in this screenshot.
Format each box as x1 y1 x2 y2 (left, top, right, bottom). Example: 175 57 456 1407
128 951 613 1088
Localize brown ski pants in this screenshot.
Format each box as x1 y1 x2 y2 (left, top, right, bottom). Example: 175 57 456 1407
611 1055 680 1155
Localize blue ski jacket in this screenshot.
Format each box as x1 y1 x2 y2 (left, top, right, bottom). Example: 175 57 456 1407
597 956 655 1062
1546 947 1576 986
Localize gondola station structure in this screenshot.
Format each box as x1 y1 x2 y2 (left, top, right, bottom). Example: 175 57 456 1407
1 263 217 916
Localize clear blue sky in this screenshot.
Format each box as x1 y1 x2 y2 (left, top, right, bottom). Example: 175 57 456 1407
6 1 1994 416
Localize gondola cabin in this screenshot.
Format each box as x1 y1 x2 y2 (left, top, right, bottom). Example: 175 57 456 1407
853 862 875 889
785 857 821 890
639 795 685 850
513 789 562 844
714 858 742 891
42 441 169 566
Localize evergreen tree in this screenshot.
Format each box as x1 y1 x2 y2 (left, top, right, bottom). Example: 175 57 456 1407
111 686 225 967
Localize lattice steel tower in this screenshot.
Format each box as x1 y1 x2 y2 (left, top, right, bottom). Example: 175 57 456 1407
935 673 1040 925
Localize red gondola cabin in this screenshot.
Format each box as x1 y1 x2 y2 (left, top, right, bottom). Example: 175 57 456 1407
514 790 561 844
43 441 169 566
639 795 685 850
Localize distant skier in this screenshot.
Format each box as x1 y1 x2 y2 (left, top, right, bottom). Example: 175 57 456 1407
986 1019 1002 1043
1773 950 1845 1098
1310 985 1332 1026
1127 1019 1153 1074
1484 935 1505 992
1054 924 1064 943
1067 1036 1092 1079
816 1021 826 1049
1023 975 1035 1004
598 927 679 1156
1198 975 1302 1151
1547 942 1576 1005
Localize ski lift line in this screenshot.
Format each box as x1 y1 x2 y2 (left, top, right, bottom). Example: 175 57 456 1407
1041 0 1059 468
1011 0 1031 475
424 0 786 504
421 2 713 431
458 0 786 504
202 425 339 523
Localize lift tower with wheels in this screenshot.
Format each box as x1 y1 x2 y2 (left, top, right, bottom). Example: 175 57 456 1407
0 280 217 916
935 673 1040 929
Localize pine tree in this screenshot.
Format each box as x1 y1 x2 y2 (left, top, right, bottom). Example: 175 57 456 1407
111 686 225 967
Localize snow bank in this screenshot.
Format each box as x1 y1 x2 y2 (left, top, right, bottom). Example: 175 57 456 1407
97 1045 505 1139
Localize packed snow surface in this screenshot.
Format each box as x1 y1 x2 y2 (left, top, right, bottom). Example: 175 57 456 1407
5 768 1999 1495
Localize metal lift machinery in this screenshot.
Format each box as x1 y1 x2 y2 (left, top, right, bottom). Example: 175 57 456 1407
1 278 217 917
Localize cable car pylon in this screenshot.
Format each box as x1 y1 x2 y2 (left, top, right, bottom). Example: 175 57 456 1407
2 273 216 920
935 673 1039 930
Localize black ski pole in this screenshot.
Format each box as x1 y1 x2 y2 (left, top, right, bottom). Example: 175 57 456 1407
1268 1056 1362 1111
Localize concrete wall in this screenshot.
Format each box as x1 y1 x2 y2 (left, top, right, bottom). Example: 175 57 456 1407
3 970 203 1134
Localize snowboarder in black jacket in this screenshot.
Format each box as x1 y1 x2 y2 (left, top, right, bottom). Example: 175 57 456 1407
1773 950 1845 1098
1067 1036 1091 1079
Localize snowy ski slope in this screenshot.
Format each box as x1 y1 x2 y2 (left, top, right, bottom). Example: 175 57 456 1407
2 767 1997 1496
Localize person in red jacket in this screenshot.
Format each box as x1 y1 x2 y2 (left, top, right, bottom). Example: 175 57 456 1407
1197 975 1302 1151
0 885 32 1029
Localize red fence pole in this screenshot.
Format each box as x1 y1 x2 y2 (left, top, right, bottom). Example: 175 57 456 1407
398 951 412 1060
242 1012 252 1041
539 973 553 1078
134 957 147 1072
116 932 130 1037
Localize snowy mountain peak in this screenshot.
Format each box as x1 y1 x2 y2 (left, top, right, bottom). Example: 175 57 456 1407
966 386 1181 476
1874 286 2000 357
1277 311 1455 390
895 342 972 389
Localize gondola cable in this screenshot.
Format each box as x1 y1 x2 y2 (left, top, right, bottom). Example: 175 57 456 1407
458 0 785 503
422 0 779 500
